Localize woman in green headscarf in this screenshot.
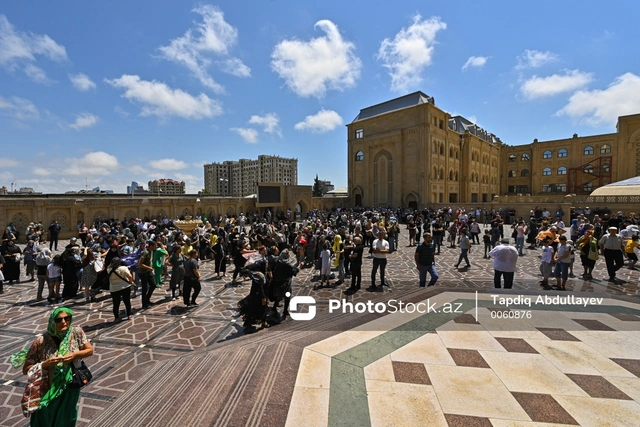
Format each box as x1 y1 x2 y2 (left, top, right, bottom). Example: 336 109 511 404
12 307 94 426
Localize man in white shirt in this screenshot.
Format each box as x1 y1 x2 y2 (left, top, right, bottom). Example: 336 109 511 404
489 238 519 289
599 226 625 282
539 237 554 289
368 231 389 292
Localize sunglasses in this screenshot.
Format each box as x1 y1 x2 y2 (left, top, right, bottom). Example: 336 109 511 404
54 316 72 324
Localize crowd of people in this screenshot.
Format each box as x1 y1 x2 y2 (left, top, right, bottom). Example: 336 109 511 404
3 205 640 426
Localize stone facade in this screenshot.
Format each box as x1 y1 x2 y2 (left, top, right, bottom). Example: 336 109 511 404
348 92 501 208
0 188 347 240
348 92 640 207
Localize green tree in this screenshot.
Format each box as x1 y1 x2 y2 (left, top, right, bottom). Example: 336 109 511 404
312 174 323 197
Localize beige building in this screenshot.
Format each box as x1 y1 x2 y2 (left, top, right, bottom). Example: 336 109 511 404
347 91 640 207
148 179 185 195
501 113 640 195
204 155 298 197
348 91 501 208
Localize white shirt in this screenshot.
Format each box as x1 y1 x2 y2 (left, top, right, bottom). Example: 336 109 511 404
540 245 553 264
488 244 519 272
372 238 389 259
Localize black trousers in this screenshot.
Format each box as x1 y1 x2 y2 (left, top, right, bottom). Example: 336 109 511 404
371 258 387 286
49 236 59 251
604 249 624 279
139 272 155 307
111 288 132 318
184 277 201 305
350 265 362 289
494 270 514 288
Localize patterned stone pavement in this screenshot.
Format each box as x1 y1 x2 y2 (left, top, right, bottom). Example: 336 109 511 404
0 227 639 426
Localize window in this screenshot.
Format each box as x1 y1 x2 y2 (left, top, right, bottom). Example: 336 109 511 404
508 170 516 178
509 154 516 162
439 119 444 130
449 147 454 158
584 164 593 174
542 184 566 193
558 148 568 158
439 168 444 180
603 163 610 173
449 170 454 180
521 153 530 161
521 169 529 177
542 167 552 176
543 150 552 159
355 151 364 161
440 144 444 155
508 185 530 194
471 193 478 203
454 171 459 181
583 182 593 192
455 150 459 159
584 146 594 155
557 166 567 175
600 144 611 154
355 129 363 139
449 193 458 203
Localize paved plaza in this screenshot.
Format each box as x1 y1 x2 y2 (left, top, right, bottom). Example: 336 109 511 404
1 229 640 426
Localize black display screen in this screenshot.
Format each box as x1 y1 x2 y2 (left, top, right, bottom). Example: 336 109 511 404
258 186 281 204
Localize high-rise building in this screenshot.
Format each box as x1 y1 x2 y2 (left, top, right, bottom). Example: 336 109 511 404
204 155 298 197
148 179 186 195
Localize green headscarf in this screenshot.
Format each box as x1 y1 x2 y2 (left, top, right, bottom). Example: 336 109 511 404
11 307 75 409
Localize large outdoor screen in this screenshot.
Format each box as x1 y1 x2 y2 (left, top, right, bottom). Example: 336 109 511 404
258 185 281 204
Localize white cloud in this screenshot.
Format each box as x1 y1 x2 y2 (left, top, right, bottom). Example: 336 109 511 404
105 74 222 119
249 113 280 135
129 165 147 175
69 73 96 91
231 127 259 143
157 5 249 92
294 109 343 133
557 72 640 127
69 113 98 130
462 56 488 71
520 70 593 99
220 58 251 77
66 151 119 176
149 158 189 170
0 14 67 83
271 20 361 98
377 15 446 93
114 106 129 117
0 95 39 121
0 158 19 168
515 49 558 70
32 167 51 176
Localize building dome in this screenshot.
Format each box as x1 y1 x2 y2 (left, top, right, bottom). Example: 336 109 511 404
590 176 640 197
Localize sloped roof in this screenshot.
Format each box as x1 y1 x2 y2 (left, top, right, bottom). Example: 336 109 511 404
352 91 434 123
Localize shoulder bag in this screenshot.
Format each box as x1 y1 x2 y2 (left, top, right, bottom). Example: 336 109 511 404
69 360 93 388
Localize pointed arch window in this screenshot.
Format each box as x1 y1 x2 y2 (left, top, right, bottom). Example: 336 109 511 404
521 169 529 177
600 144 611 154
355 151 364 161
542 167 552 176
557 166 567 175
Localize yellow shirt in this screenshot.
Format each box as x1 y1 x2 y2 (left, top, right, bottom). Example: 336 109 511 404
625 240 639 254
182 244 193 256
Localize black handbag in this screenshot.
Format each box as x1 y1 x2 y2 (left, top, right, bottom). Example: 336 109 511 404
69 361 93 389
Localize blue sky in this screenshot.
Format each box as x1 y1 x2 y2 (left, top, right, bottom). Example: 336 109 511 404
1 1 639 193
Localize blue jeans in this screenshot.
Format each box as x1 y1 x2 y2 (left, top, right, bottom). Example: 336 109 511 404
419 264 439 287
554 262 570 281
516 237 525 255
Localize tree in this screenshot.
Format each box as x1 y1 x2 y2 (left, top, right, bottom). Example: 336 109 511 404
312 174 323 197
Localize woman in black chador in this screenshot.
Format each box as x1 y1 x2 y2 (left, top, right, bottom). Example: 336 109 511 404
267 248 299 322
237 252 269 334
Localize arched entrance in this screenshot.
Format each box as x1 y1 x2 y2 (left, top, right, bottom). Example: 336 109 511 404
403 192 419 210
351 186 364 207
